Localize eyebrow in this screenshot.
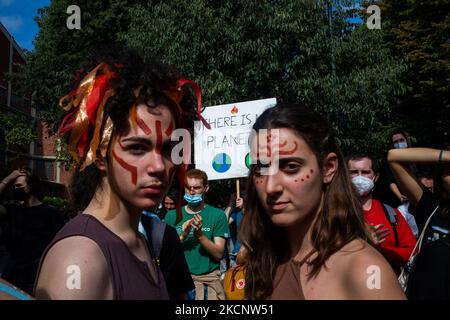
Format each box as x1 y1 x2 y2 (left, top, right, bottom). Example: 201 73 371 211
277 157 306 165
121 136 152 145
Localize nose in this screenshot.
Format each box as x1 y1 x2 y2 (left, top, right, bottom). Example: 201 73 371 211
147 152 166 176
264 170 283 196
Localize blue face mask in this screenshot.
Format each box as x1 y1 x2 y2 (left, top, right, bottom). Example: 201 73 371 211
394 142 408 149
184 193 203 205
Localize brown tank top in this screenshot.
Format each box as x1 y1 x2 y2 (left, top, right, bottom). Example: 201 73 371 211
269 251 315 300
35 214 169 300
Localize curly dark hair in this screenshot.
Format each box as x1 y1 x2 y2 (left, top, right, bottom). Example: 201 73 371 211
64 47 198 214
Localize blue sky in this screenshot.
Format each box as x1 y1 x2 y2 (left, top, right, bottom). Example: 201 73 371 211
0 0 50 51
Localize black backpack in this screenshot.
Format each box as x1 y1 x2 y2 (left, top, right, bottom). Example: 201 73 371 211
381 203 399 247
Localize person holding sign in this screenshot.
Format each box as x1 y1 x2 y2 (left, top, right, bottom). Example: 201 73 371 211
165 169 230 300
239 102 405 299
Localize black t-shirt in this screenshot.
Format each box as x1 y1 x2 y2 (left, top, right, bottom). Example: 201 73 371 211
413 189 450 244
406 191 450 299
1 203 65 292
141 215 195 299
406 236 450 299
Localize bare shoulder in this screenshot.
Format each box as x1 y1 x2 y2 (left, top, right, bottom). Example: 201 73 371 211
35 236 112 300
333 239 406 300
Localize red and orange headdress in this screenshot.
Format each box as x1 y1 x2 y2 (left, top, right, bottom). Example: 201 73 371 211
59 62 210 223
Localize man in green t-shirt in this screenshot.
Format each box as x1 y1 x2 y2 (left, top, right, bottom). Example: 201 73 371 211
165 169 230 300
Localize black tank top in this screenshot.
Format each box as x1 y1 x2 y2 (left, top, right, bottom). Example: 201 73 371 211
35 214 169 300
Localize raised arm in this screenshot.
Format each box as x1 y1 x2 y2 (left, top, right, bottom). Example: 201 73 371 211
388 148 449 206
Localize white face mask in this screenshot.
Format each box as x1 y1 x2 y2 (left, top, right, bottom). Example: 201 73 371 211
352 175 375 196
394 142 408 149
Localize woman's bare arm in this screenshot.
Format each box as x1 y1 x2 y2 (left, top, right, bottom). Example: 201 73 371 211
388 148 450 207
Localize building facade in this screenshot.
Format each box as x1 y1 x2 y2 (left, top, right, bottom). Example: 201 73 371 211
0 21 70 197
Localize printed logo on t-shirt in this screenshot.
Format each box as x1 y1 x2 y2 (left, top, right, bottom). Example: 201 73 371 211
236 278 245 290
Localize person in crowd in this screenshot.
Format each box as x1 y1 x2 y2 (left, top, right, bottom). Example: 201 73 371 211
34 48 205 299
0 168 65 294
165 169 230 300
239 102 405 300
223 241 249 300
224 191 245 267
388 146 450 299
346 154 416 274
387 130 416 205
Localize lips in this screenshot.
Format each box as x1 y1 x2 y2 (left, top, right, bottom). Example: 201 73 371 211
141 185 164 195
268 201 290 212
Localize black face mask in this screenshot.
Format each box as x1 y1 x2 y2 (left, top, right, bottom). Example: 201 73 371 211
13 187 29 201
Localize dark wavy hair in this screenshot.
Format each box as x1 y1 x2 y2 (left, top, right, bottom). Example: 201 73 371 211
65 48 197 214
239 102 372 300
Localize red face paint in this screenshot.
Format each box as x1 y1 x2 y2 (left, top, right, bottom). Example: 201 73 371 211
306 175 310 179
165 121 174 137
112 148 138 185
267 134 272 158
136 112 152 135
155 120 163 155
278 141 298 155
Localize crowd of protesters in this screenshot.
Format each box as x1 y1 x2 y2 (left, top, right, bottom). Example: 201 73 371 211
0 48 449 300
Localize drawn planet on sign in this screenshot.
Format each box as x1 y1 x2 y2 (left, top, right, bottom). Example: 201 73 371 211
245 153 252 169
212 153 232 173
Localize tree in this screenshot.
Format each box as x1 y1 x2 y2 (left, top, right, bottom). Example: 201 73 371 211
381 0 450 148
13 0 140 133
16 0 407 157
122 0 407 155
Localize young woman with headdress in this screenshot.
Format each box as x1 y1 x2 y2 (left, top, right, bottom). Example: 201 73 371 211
34 49 208 299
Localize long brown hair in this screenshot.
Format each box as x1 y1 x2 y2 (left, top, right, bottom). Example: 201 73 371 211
239 102 372 300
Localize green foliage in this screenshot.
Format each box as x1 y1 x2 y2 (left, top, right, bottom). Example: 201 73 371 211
42 196 69 210
15 0 413 167
381 0 450 147
12 0 140 133
0 113 37 147
122 0 407 156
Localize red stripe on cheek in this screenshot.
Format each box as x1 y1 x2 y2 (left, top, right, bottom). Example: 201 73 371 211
112 148 138 185
136 113 152 135
165 121 174 136
156 120 162 155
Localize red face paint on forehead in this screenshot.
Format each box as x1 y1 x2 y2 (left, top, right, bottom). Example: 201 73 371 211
165 121 174 137
155 120 163 155
112 148 138 185
136 112 152 135
278 141 298 155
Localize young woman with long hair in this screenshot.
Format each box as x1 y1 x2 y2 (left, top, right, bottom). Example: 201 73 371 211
239 102 405 299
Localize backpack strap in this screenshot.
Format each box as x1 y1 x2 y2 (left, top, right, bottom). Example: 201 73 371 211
381 203 399 247
149 218 167 267
140 214 166 267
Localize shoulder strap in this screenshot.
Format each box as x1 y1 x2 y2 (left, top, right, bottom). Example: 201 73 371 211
381 203 399 247
149 218 166 266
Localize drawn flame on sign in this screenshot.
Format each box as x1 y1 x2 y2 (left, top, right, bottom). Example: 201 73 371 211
231 106 238 114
